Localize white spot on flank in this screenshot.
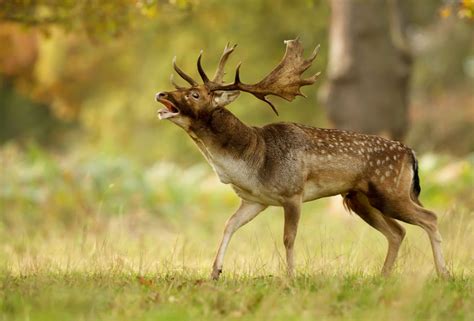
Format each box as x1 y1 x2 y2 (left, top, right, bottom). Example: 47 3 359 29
375 169 380 175
386 171 391 177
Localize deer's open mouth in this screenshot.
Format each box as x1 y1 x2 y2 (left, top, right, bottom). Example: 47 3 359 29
157 98 180 119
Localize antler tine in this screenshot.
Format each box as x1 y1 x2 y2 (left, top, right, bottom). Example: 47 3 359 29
197 50 210 84
256 94 279 116
234 62 242 84
307 44 320 62
173 56 198 87
302 71 321 85
170 74 185 90
295 71 321 98
212 43 237 83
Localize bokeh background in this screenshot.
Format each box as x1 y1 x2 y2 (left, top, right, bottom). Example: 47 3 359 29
0 1 473 320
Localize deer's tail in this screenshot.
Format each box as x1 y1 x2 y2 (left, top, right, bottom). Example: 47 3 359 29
410 150 422 206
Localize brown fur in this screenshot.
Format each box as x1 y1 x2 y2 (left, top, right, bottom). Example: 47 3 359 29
155 40 449 280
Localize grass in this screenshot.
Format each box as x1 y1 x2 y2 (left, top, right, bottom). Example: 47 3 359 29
2 272 473 321
1 144 473 320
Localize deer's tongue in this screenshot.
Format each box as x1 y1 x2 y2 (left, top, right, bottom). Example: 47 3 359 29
158 99 177 112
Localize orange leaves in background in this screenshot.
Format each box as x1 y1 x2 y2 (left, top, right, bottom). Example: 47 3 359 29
439 0 474 21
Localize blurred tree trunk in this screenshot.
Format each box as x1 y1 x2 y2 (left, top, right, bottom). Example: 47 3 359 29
322 0 412 141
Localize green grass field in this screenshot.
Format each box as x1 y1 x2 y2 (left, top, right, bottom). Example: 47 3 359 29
1 146 473 320
3 272 473 321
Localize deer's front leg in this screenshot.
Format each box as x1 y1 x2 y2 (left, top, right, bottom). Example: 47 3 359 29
211 200 267 280
283 197 302 278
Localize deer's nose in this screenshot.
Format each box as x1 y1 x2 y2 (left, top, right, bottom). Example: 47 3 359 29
155 92 167 102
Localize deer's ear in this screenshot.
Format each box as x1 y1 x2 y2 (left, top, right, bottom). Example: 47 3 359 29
212 91 240 108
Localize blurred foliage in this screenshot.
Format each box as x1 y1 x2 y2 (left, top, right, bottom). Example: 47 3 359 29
0 143 236 234
0 0 473 161
408 88 474 155
439 0 474 21
0 0 195 39
1 143 473 236
1 0 331 164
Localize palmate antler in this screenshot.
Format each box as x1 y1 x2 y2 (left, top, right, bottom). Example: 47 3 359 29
205 38 320 115
174 38 321 115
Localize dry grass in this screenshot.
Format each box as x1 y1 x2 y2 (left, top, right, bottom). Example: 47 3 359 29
1 146 473 320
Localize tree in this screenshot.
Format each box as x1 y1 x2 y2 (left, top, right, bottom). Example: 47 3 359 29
321 0 412 141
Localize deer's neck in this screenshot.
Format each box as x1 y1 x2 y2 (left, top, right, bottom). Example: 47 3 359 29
189 108 261 162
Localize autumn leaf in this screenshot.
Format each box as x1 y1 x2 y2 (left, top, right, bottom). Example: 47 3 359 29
439 5 452 19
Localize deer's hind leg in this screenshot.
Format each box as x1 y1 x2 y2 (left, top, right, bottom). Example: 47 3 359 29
344 192 406 276
367 191 449 278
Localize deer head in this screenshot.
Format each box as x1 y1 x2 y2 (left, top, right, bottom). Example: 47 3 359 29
155 38 321 127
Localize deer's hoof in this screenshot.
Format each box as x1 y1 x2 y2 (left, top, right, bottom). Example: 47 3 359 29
210 269 222 281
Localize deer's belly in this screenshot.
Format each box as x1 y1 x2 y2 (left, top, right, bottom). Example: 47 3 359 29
302 179 351 202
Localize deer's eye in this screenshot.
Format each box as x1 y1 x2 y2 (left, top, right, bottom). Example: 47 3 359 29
191 92 200 99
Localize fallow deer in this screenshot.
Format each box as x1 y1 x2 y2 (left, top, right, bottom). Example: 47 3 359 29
155 39 449 280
